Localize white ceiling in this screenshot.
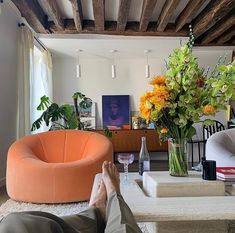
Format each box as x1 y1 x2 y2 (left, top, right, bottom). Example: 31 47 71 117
40 34 235 60
39 35 189 58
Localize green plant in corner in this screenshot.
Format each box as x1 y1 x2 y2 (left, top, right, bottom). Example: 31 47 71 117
31 92 92 131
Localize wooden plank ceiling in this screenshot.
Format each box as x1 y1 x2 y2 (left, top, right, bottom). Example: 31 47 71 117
11 0 235 46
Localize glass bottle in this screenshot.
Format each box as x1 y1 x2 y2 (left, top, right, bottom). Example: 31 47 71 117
139 136 150 175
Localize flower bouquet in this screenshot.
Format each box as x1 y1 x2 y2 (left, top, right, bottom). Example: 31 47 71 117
140 39 235 176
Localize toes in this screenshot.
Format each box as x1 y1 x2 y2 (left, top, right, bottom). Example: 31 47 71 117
108 161 113 174
114 164 120 180
102 161 109 173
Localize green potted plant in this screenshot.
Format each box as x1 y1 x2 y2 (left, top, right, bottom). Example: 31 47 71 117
31 92 92 131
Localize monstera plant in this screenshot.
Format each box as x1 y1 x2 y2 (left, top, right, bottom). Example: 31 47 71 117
31 92 92 131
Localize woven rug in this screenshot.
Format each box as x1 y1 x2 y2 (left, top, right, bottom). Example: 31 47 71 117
0 199 149 232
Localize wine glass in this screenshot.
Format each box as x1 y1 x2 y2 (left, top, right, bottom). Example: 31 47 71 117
117 153 134 182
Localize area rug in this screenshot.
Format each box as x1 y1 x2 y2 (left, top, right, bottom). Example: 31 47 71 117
0 199 149 232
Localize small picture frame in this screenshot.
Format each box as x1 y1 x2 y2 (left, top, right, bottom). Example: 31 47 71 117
80 117 96 129
78 102 96 117
70 102 96 117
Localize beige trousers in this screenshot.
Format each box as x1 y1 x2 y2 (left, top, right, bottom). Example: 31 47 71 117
0 192 142 233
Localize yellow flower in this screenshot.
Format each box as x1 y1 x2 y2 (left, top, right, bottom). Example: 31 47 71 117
150 85 169 111
140 92 153 122
160 128 168 134
203 105 215 114
150 75 166 86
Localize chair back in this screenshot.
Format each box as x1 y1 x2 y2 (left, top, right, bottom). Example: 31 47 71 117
203 120 225 141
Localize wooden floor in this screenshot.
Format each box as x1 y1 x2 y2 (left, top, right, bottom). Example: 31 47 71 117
0 160 169 205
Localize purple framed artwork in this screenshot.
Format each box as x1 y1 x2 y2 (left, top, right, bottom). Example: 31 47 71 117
102 95 130 129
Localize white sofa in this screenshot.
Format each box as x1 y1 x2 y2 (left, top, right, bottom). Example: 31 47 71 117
206 128 235 167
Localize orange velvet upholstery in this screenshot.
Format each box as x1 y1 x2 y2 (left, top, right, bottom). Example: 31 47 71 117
6 130 113 204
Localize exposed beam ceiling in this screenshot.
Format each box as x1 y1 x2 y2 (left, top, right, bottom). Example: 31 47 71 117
201 10 235 44
68 0 83 31
156 0 181 32
41 0 64 31
175 0 205 32
117 0 132 31
139 0 158 32
92 0 105 31
193 0 235 37
11 0 235 46
217 26 235 44
11 0 47 33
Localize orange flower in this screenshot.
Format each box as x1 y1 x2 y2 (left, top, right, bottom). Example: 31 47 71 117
140 92 153 122
150 85 169 111
203 105 215 114
150 75 166 86
160 128 168 134
140 105 151 122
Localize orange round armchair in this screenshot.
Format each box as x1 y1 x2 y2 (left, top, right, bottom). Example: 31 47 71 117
6 130 113 203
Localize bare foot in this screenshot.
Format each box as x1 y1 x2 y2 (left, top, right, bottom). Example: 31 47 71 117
89 180 107 220
102 161 120 197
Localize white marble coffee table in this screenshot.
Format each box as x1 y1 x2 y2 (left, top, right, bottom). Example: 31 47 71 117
91 172 235 233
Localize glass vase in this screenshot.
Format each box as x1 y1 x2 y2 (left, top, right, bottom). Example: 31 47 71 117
168 138 188 177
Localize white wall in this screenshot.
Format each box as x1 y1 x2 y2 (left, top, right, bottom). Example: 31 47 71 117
53 56 164 126
52 41 233 163
52 46 233 128
0 1 19 186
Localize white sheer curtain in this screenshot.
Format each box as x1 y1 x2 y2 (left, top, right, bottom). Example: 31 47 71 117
16 26 34 139
31 45 53 134
17 26 53 137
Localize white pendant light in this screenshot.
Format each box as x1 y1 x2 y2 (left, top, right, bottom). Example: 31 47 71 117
144 50 151 78
76 49 82 78
110 49 117 78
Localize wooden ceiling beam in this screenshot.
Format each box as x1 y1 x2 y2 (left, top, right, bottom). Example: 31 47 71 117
201 10 235 44
139 0 158 32
92 0 105 31
68 0 83 31
117 0 131 31
156 0 180 32
175 0 206 32
49 20 188 36
193 0 235 37
11 0 47 33
41 0 64 30
217 26 235 44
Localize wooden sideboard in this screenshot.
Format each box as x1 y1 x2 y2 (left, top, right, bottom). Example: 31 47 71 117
94 129 168 153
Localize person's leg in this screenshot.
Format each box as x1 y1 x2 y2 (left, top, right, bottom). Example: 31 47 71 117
61 206 105 233
102 161 142 233
0 211 77 233
0 181 107 233
62 180 107 233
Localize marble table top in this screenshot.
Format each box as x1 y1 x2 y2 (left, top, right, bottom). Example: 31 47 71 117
143 171 225 197
91 172 235 222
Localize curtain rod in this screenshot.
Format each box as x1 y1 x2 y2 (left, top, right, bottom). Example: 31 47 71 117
18 23 47 51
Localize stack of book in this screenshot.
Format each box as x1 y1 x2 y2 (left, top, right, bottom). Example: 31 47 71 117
216 167 235 185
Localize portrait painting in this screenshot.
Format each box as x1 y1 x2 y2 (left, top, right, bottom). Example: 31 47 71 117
102 95 130 129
